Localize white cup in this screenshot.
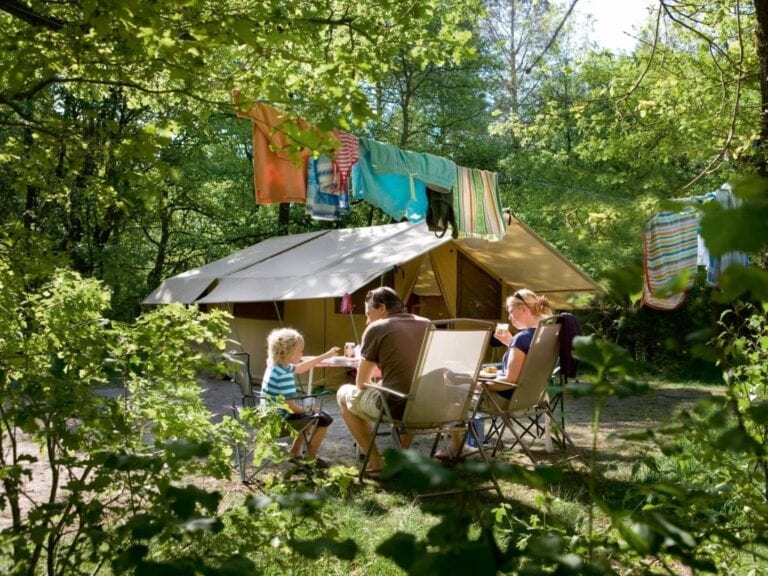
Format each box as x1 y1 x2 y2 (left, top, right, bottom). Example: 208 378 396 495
496 323 509 333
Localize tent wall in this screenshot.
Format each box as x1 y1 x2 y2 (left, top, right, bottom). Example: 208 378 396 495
430 244 458 317
227 315 282 378
154 221 601 383
224 258 423 383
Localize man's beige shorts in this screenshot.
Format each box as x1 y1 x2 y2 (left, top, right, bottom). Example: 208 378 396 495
337 384 382 420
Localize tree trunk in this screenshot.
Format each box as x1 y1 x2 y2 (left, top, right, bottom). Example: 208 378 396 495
754 0 768 176
507 0 518 114
146 198 170 292
278 202 291 235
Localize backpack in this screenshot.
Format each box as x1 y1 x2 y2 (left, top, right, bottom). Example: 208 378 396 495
426 187 458 238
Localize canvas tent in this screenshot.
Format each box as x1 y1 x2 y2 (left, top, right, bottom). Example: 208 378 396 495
144 219 600 379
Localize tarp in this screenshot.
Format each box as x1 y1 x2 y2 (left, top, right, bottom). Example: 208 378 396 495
144 222 451 304
145 217 600 309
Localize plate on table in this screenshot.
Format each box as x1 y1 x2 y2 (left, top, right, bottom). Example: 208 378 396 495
479 368 500 379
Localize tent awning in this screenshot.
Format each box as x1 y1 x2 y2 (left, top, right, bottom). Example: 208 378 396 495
175 222 451 304
144 217 601 309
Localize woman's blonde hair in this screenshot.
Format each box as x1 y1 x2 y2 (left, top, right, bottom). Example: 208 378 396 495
266 328 304 365
507 288 552 317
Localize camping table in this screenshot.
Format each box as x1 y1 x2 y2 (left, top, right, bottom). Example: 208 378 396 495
302 355 359 395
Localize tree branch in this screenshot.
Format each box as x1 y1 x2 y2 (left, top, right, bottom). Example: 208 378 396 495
524 0 580 74
0 0 64 30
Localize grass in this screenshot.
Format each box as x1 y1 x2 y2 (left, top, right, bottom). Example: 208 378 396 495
223 377 768 575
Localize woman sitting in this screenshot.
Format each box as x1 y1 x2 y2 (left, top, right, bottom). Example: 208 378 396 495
485 288 552 402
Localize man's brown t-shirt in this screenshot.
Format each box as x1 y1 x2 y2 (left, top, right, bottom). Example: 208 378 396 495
360 311 430 419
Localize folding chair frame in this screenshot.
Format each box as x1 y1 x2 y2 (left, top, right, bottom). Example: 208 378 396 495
474 317 586 467
357 319 502 497
225 351 321 485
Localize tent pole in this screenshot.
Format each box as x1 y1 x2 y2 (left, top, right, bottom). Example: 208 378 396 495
348 309 359 344
273 300 284 327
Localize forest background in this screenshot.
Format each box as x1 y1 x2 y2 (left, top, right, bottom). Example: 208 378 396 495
2 1 768 575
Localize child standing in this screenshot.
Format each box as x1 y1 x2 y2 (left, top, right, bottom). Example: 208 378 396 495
262 328 339 467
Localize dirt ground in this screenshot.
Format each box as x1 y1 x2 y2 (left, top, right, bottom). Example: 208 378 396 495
1 378 719 529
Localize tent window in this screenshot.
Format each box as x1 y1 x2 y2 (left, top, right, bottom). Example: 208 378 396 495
234 301 284 320
335 271 395 314
457 253 500 320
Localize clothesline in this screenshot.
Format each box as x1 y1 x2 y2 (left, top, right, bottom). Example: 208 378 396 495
233 95 507 242
506 174 635 204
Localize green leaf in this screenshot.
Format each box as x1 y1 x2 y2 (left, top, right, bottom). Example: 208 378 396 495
112 544 149 574
699 203 768 256
122 515 163 540
181 517 223 533
714 426 762 453
616 519 657 555
746 400 768 424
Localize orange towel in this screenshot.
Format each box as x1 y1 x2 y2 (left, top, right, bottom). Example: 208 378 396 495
233 91 326 205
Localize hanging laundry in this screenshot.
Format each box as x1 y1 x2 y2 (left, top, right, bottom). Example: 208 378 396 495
699 184 750 286
332 131 359 195
453 166 506 241
353 141 427 222
642 210 699 310
306 155 350 221
232 90 336 205
362 137 457 192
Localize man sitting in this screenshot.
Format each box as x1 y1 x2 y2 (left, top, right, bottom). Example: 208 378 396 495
336 287 429 475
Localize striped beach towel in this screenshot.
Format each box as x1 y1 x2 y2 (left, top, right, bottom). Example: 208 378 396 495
642 210 698 310
453 167 506 241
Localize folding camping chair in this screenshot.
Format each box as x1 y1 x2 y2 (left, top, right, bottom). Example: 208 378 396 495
483 313 581 453
360 319 502 497
226 352 321 485
475 316 584 466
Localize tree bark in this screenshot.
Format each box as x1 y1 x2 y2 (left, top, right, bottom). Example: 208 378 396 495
754 0 768 175
278 202 291 235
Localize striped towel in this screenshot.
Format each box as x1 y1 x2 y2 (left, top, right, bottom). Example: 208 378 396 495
642 210 698 310
332 131 359 195
454 167 506 241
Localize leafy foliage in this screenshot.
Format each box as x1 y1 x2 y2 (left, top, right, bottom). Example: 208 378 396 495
3 1 768 575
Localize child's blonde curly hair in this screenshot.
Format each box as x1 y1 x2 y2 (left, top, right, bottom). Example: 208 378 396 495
267 328 304 366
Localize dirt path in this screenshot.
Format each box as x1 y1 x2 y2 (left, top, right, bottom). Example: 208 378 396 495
201 379 718 463
2 379 719 528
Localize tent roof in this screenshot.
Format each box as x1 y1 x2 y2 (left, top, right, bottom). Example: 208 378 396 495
454 214 599 306
144 217 601 307
143 222 451 304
